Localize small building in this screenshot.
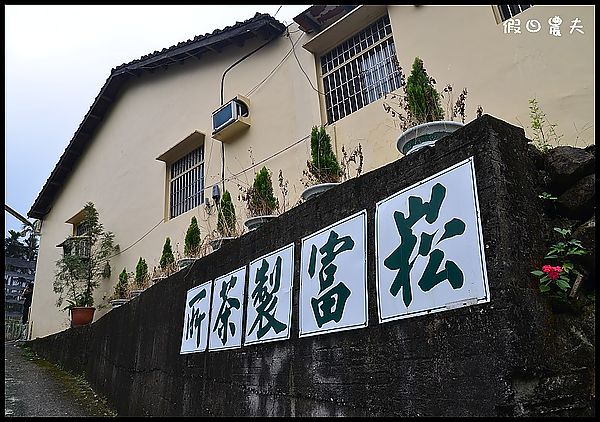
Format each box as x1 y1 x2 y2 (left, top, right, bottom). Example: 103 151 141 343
27 5 594 339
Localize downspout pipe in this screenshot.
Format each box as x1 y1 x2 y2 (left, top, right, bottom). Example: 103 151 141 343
218 30 284 191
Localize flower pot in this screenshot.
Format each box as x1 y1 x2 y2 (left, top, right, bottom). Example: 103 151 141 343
177 257 199 270
209 237 236 251
301 182 340 201
70 307 95 327
244 215 277 231
109 298 129 309
396 121 464 155
128 289 145 299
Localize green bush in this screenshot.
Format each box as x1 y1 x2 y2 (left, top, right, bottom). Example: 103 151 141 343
114 268 128 299
217 190 236 236
307 126 342 184
184 216 202 257
246 166 279 216
159 237 175 270
135 257 148 288
406 57 444 124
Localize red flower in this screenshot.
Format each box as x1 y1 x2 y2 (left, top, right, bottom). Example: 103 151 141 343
542 265 562 281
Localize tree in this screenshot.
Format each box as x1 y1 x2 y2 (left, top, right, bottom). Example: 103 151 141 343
135 257 149 288
217 190 236 237
405 57 444 124
243 166 279 217
184 216 202 257
53 202 119 309
159 237 175 270
114 268 129 299
4 230 25 258
306 126 342 184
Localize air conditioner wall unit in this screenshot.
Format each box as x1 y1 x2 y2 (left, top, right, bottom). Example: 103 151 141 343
211 95 251 142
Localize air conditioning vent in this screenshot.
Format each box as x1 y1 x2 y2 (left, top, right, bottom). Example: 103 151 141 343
211 95 250 142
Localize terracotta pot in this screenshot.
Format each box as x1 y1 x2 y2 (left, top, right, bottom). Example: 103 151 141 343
70 307 96 327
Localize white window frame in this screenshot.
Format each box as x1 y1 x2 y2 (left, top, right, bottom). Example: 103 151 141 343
320 14 402 124
169 146 205 219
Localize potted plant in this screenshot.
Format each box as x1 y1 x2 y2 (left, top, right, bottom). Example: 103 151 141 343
301 125 343 201
178 216 203 269
53 202 119 327
384 57 469 155
242 166 280 231
129 257 149 299
110 268 130 308
210 189 238 251
151 237 177 283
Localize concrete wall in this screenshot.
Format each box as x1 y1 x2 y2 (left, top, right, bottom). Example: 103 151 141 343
29 116 595 416
30 5 594 339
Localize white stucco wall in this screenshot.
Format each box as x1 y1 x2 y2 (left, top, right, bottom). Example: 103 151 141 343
29 5 594 338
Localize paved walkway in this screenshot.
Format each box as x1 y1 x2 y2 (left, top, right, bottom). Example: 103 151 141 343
4 341 116 417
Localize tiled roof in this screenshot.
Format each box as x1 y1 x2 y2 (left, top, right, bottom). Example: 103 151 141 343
28 12 286 220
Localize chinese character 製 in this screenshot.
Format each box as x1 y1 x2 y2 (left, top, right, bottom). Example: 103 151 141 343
248 257 287 339
569 18 584 34
383 183 465 307
307 230 354 327
548 16 562 36
503 18 521 34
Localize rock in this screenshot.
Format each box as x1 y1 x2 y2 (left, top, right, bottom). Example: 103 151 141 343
557 174 595 221
544 146 595 194
572 214 595 277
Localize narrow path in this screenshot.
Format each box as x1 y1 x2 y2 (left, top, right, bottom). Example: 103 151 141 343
4 341 116 417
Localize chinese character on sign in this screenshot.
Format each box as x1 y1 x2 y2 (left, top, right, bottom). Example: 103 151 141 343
569 18 584 34
213 275 240 345
180 281 212 354
308 230 354 327
209 267 246 351
383 183 465 308
525 19 541 33
503 18 521 34
376 157 490 323
548 16 562 36
245 244 294 345
300 210 367 337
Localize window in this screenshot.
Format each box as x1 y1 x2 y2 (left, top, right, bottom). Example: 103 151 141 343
497 5 533 22
320 14 402 124
170 146 204 218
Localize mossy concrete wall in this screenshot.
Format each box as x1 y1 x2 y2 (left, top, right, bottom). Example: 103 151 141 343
30 115 595 416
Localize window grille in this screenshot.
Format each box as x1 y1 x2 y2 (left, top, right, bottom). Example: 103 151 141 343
170 146 204 218
320 14 402 124
497 4 533 21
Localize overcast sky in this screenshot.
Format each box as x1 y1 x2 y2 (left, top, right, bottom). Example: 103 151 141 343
4 4 310 238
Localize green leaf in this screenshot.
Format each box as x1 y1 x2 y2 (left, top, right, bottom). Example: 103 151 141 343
540 275 550 282
544 254 558 259
555 279 570 290
531 270 545 276
539 284 551 293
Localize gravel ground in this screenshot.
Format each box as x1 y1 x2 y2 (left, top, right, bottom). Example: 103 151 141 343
4 340 116 417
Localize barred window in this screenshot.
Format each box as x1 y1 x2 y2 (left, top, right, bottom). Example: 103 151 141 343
320 14 402 124
170 146 204 218
497 5 533 22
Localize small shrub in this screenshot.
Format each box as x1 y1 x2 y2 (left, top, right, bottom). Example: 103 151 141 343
114 268 129 299
159 237 175 270
184 216 202 257
134 257 148 288
303 126 342 186
217 190 237 237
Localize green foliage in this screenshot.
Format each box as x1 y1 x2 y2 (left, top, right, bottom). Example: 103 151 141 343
405 57 444 124
54 202 119 309
245 166 279 217
5 224 38 260
114 268 129 299
135 257 149 288
531 226 589 301
528 97 563 153
184 216 202 257
538 191 558 201
159 237 175 270
217 190 237 236
306 126 342 184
